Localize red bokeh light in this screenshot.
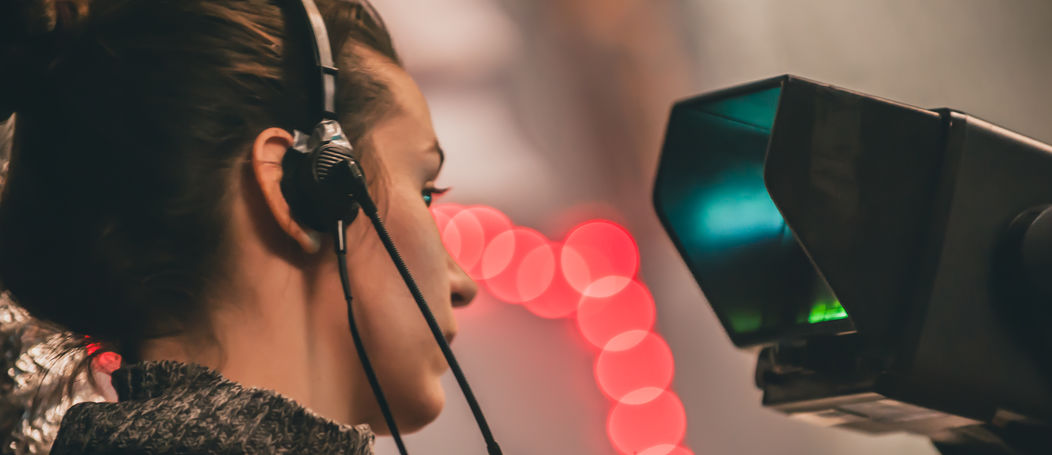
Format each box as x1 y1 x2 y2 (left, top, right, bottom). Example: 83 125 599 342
596 331 674 404
515 241 556 302
639 445 695 455
435 205 514 280
480 230 515 284
481 228 552 303
561 221 639 297
431 204 692 454
467 207 515 277
445 210 485 269
607 390 687 454
576 279 656 349
522 242 584 319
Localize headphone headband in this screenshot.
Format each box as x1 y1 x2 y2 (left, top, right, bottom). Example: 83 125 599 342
294 0 338 119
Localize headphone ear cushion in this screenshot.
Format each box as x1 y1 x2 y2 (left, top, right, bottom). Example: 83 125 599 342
280 143 362 233
280 146 324 232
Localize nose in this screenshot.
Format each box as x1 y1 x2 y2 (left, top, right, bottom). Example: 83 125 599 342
449 256 478 308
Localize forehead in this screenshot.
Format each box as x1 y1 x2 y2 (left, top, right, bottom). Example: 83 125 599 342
353 49 439 167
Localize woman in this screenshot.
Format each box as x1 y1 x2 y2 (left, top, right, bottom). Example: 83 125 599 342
0 0 477 453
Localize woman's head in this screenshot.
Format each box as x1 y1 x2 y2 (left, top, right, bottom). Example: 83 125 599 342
0 0 474 433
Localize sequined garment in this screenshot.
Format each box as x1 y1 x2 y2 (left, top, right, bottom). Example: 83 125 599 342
0 297 104 455
51 361 375 454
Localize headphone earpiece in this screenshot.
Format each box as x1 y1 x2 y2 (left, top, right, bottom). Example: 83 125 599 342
280 119 364 233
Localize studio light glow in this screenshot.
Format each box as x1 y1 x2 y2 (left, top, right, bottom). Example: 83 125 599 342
433 204 691 454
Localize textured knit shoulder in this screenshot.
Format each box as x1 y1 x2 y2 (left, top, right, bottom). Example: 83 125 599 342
49 360 374 455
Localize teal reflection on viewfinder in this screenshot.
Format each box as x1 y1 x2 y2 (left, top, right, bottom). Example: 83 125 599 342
653 78 852 347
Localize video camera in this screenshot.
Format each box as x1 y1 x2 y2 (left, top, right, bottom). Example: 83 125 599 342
654 75 1052 454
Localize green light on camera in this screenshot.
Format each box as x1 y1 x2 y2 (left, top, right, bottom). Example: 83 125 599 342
808 300 848 324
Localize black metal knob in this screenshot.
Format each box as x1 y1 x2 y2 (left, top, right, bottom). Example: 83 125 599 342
1007 205 1052 297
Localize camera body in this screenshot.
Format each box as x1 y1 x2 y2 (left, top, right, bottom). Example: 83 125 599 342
654 76 1052 452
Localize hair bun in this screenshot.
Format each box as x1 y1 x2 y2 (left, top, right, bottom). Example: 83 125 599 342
1 0 91 121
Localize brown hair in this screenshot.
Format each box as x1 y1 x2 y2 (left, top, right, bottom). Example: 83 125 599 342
0 0 401 363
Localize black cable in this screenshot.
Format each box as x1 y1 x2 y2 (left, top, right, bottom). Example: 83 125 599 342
357 206 504 455
334 220 409 455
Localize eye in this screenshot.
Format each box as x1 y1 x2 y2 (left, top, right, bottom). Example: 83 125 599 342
422 186 449 207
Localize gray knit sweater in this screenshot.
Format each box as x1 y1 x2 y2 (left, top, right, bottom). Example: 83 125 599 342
49 360 375 454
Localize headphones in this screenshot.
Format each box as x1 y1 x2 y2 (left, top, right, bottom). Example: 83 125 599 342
280 119 367 233
279 0 366 233
278 2 501 454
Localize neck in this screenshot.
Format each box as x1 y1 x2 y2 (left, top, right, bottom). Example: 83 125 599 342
138 230 361 426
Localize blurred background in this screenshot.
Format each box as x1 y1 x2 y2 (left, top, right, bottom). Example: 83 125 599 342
370 0 1052 454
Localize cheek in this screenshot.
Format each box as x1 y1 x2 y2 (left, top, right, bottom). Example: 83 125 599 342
360 188 454 418
353 183 455 341
385 186 448 276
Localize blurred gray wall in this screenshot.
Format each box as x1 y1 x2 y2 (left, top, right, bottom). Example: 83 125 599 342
373 1 1052 453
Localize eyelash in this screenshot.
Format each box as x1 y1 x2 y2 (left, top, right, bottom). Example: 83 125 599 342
422 186 449 207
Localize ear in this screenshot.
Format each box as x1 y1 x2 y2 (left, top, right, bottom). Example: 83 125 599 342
251 127 322 254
